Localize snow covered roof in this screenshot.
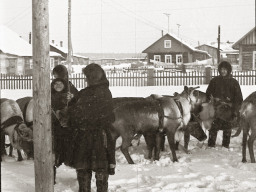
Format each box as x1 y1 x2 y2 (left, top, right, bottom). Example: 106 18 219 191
0 25 65 58
232 27 256 50
196 44 223 51
50 43 89 59
0 25 32 56
50 52 63 57
206 42 237 52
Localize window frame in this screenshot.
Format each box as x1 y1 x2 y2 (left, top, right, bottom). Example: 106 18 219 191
165 55 172 63
154 55 161 62
50 58 55 69
176 54 183 64
164 40 171 48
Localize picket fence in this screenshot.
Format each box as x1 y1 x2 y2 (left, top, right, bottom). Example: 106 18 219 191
1 69 256 89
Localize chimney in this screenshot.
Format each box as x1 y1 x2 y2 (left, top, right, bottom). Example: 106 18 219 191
161 30 163 37
29 32 32 44
60 41 63 47
52 40 55 44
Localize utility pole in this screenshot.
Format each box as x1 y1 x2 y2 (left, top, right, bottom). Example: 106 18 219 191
29 32 31 44
177 24 181 37
67 0 72 73
163 13 170 33
217 25 221 64
32 0 53 191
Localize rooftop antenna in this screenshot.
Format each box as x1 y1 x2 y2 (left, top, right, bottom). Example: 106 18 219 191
177 24 181 37
163 13 170 33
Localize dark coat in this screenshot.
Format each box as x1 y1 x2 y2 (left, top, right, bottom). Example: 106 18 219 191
67 79 115 170
206 62 243 112
51 79 78 167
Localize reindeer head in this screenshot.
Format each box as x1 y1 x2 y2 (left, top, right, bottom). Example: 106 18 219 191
17 123 33 142
182 86 202 113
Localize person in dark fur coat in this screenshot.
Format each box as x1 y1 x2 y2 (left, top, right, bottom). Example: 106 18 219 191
51 64 78 184
67 63 116 192
206 61 243 148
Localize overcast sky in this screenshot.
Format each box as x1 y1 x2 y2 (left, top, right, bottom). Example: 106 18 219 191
0 0 255 53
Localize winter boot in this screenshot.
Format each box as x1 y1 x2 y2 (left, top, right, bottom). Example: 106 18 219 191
76 169 92 192
96 170 109 192
208 120 219 147
222 127 232 148
108 164 116 175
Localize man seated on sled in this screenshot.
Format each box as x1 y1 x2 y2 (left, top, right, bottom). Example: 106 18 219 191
206 61 243 148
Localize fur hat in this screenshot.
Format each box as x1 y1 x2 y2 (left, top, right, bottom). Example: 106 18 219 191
52 65 68 80
218 61 232 75
82 63 108 86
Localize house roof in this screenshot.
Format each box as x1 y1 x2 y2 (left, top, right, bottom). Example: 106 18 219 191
195 44 223 51
142 33 210 56
50 43 89 59
232 27 256 49
0 25 64 58
0 25 32 56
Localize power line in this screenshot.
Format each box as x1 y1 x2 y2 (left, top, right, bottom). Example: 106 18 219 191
4 6 30 26
103 0 165 32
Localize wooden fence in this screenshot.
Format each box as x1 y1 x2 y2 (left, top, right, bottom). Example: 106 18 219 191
1 69 256 89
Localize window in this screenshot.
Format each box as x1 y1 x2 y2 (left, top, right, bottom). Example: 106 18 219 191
29 59 33 69
50 58 54 69
154 55 161 62
165 55 172 63
176 54 183 64
164 40 171 48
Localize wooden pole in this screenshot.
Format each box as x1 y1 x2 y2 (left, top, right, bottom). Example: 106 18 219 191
67 0 72 73
217 25 221 64
32 0 53 191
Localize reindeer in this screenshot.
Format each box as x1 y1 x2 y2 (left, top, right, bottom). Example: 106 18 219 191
1 99 33 161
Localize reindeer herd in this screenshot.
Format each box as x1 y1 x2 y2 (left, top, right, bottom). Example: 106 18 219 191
1 86 256 165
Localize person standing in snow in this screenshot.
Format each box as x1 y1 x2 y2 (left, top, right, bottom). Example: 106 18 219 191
206 61 243 148
67 63 116 192
51 64 78 183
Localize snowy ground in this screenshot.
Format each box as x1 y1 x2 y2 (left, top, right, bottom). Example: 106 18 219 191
1 85 256 192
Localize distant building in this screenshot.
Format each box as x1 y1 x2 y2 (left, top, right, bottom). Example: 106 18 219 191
50 43 89 65
195 44 220 62
0 25 63 75
232 27 256 70
142 33 211 66
196 42 239 65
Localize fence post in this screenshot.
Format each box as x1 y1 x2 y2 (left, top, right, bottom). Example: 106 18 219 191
147 68 154 86
204 67 212 84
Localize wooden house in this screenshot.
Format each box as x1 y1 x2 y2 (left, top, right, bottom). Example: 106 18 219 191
50 43 89 66
232 27 256 70
196 42 239 65
142 33 210 66
195 44 220 63
0 25 63 75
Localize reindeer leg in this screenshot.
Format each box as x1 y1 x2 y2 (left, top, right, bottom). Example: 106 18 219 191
143 133 154 160
154 132 164 161
9 145 13 157
241 119 249 163
248 129 256 163
166 132 178 162
1 132 7 156
17 150 23 161
184 128 190 151
120 137 135 164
